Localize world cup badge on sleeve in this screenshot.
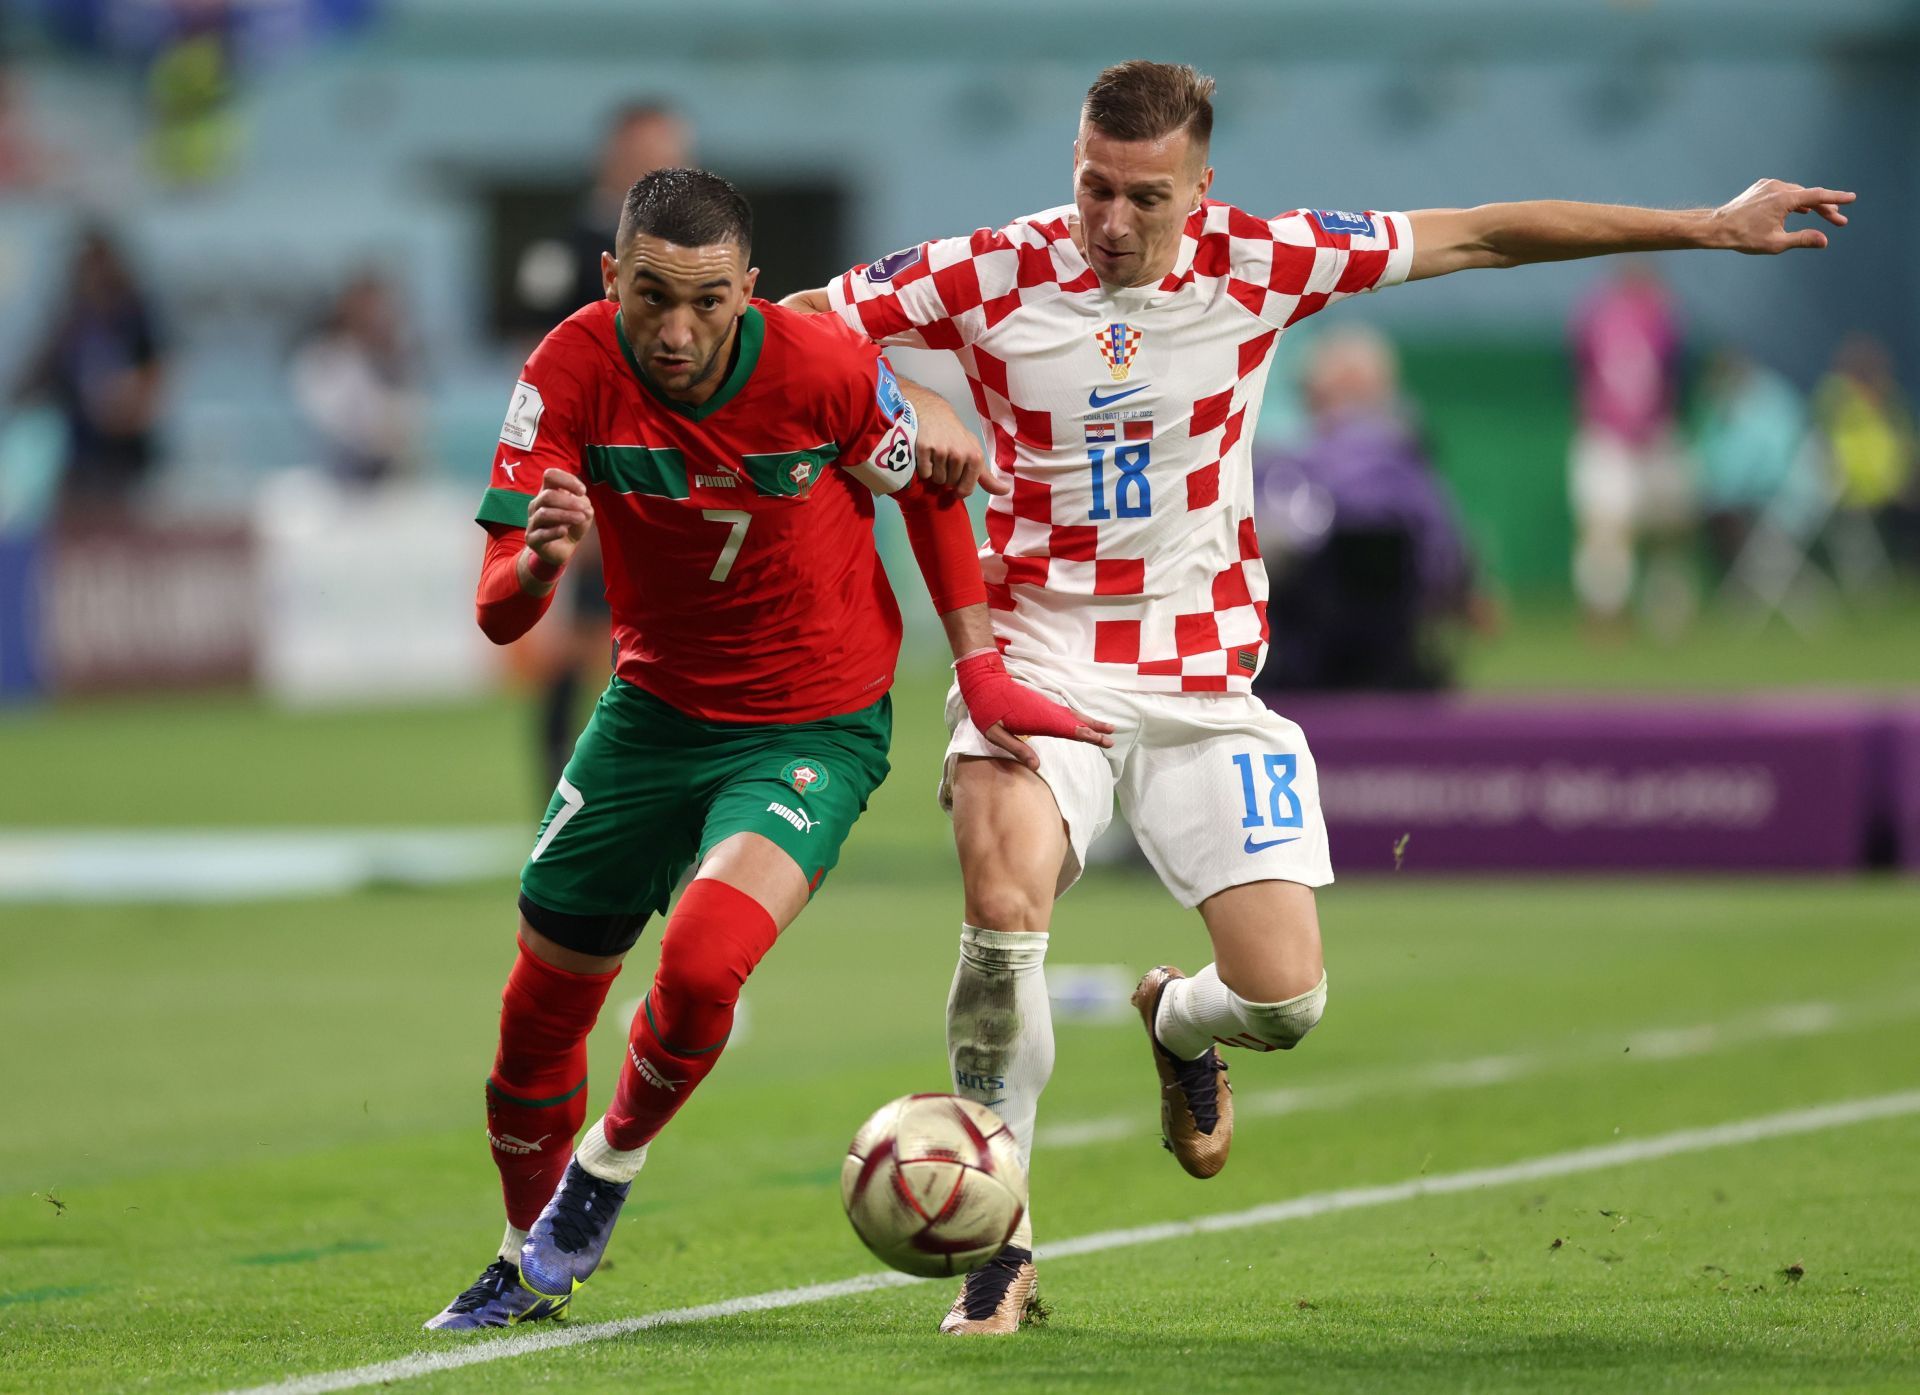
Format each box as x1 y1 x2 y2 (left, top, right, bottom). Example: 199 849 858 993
1096 323 1143 383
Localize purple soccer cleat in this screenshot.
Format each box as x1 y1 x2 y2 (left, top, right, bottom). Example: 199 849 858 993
518 1159 632 1299
423 1257 568 1331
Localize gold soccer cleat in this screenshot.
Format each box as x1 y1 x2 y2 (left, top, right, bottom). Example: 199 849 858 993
1132 966 1234 1178
938 1246 1037 1335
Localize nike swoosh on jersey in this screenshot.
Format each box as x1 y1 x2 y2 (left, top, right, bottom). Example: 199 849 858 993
1087 384 1149 409
1243 834 1302 853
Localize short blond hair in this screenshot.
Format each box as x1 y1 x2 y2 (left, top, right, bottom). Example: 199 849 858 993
1082 60 1216 151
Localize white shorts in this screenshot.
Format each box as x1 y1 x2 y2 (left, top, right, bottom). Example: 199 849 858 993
940 661 1334 909
1570 428 1693 533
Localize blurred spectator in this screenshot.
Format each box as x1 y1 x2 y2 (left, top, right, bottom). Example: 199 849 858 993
289 271 422 488
518 101 693 320
147 23 239 185
532 101 692 795
1691 349 1811 574
1567 262 1693 634
1254 326 1491 693
0 65 55 189
1814 335 1917 571
13 225 169 522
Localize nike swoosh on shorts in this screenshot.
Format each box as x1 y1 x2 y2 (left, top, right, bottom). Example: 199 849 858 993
1243 835 1302 853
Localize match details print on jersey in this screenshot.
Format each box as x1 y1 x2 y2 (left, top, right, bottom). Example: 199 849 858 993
830 201 1413 695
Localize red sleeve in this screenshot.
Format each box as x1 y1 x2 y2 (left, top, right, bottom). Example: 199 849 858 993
475 528 557 644
476 318 595 535
792 310 918 497
895 480 988 615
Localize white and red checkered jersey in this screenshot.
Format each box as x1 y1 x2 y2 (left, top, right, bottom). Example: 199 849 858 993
829 200 1414 694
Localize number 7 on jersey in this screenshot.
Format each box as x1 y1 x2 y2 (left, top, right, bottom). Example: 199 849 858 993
701 509 752 582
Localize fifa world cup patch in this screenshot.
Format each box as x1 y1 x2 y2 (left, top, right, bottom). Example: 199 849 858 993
864 246 924 283
500 379 544 449
781 758 831 797
1309 209 1376 237
1095 322 1143 382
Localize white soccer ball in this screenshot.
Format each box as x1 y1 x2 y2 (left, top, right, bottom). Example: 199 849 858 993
840 1093 1027 1277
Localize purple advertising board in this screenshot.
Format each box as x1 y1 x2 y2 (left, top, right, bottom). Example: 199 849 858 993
1891 708 1920 874
1269 695 1887 874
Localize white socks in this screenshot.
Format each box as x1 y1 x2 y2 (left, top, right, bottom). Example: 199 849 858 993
499 1225 529 1264
1155 965 1328 1058
573 1117 651 1184
499 1122 648 1264
947 924 1052 1251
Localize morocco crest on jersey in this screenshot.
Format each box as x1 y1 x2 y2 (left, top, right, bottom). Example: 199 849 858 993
1096 322 1143 382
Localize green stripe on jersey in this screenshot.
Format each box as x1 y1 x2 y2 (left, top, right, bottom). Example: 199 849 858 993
476 487 532 529
740 444 841 497
584 445 690 499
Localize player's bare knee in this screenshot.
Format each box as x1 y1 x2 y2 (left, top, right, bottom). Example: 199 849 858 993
960 884 1052 935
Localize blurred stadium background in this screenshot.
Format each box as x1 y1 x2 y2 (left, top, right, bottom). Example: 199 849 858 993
2 3 1917 1392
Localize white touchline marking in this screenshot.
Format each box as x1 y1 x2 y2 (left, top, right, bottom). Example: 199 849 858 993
1037 993 1920 1150
218 1089 1920 1395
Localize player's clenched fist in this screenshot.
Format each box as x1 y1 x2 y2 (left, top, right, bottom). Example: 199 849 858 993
903 381 1009 499
524 468 593 580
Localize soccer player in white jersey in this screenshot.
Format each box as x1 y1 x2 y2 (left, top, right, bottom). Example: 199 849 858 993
788 59 1853 1334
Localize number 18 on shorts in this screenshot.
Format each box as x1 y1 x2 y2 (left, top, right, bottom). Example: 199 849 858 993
947 678 1334 908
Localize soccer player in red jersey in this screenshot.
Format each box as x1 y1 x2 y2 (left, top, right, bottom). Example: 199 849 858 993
787 61 1853 1332
425 168 1112 1330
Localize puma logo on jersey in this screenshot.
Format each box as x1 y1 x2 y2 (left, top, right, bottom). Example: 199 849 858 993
696 473 737 488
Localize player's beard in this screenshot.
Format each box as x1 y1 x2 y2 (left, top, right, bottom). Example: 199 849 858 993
639 322 736 401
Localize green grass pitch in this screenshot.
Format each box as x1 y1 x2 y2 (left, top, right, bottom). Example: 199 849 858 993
4 873 1918 1393
2 657 1918 1393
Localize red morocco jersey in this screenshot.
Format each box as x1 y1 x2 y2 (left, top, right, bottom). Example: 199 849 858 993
476 299 921 723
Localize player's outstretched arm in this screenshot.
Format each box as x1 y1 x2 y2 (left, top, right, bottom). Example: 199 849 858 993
1406 179 1855 281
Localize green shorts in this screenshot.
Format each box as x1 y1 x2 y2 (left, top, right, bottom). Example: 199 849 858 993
518 679 891 956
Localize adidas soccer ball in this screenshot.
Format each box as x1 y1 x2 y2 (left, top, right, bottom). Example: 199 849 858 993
840 1093 1027 1277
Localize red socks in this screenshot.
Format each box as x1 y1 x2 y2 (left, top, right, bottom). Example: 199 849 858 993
604 879 780 1151
486 939 619 1230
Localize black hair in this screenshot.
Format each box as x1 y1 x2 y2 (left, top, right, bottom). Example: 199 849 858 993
616 167 753 257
